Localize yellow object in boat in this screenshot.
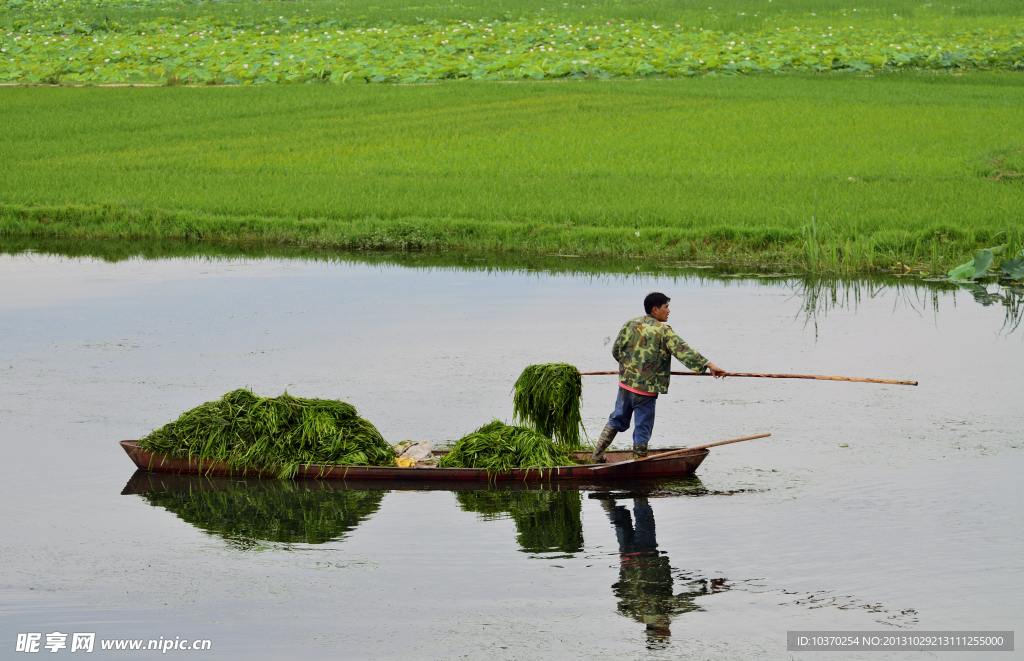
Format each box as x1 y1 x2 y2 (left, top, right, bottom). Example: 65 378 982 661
395 457 416 468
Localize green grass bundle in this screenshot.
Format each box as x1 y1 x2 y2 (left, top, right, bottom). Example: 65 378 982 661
512 363 585 449
138 389 394 479
439 420 584 473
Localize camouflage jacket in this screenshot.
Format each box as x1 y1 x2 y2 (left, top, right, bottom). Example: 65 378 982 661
611 315 709 394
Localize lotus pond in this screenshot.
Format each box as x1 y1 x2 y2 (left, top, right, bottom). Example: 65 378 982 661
3 0 1023 84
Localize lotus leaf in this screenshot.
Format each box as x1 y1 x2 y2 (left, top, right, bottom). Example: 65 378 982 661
1002 257 1024 281
971 249 995 279
948 259 977 281
949 248 998 281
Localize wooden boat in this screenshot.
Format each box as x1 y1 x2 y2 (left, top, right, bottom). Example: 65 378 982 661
119 440 709 482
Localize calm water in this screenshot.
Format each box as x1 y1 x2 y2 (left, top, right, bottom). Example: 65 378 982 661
0 252 1021 660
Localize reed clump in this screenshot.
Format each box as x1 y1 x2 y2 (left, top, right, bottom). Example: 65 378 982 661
512 363 585 449
138 389 394 478
438 420 585 473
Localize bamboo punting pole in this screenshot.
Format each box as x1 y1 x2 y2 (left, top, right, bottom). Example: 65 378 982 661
578 371 917 386
590 433 771 471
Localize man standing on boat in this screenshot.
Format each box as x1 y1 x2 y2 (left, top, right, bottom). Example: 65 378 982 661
591 292 726 463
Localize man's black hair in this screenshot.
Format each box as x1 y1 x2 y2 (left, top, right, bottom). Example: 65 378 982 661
644 292 670 314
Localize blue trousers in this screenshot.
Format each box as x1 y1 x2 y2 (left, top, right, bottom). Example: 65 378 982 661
607 387 658 447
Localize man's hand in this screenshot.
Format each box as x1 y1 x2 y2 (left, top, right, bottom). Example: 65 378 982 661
705 362 727 378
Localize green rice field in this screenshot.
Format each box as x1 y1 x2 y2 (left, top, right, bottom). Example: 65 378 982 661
2 74 1022 271
1 0 1022 272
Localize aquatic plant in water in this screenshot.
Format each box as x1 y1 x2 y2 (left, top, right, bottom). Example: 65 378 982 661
438 420 585 473
138 388 394 478
513 363 585 449
949 248 1024 282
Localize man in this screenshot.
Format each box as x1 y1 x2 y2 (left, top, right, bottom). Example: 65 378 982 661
592 292 726 463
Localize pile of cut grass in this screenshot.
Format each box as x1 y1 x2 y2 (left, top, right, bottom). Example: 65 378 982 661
513 363 585 449
138 389 394 478
438 420 585 473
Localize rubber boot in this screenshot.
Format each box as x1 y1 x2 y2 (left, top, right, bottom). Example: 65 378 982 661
632 443 649 460
591 424 618 464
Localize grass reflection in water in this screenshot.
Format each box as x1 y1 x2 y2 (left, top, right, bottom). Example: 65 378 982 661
7 238 1021 336
123 472 384 548
455 489 584 555
791 275 1024 337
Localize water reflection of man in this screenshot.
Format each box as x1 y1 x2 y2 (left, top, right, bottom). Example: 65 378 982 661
592 292 726 463
600 495 708 648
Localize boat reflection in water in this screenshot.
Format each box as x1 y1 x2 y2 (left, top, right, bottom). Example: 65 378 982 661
122 472 729 646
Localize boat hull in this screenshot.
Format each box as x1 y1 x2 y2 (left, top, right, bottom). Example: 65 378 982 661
119 440 708 482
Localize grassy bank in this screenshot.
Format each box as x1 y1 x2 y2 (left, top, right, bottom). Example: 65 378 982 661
2 74 1022 272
